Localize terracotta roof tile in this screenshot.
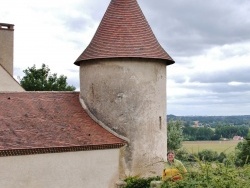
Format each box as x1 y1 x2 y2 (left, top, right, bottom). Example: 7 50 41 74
0 92 125 155
74 0 174 65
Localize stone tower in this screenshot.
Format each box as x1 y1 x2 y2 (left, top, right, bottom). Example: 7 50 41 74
0 23 14 76
74 0 174 177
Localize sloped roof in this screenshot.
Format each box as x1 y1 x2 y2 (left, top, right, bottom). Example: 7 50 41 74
0 92 125 156
74 0 174 66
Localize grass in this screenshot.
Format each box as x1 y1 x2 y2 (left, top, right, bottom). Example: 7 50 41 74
182 140 242 153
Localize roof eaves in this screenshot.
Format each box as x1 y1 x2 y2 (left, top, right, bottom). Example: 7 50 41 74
0 143 126 157
74 56 175 66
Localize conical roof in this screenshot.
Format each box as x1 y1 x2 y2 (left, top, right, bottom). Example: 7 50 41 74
74 0 174 66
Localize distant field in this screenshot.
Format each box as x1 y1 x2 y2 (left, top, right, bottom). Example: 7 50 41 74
182 140 242 153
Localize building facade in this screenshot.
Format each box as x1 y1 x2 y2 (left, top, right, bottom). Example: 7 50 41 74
75 0 174 177
0 0 175 187
0 23 24 91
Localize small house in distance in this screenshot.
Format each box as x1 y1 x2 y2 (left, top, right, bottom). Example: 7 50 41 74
233 136 243 140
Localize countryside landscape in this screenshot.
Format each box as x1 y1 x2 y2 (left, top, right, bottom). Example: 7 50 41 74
1 0 250 187
168 114 250 153
124 115 250 187
161 115 250 187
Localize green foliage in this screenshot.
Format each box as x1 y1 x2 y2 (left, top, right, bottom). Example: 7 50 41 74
167 120 183 150
175 149 190 161
124 176 160 188
169 115 250 141
20 64 76 91
196 127 214 140
124 143 250 188
182 127 197 141
123 163 250 188
182 125 248 141
183 127 215 141
236 131 250 166
215 125 248 139
175 149 198 162
161 162 250 188
167 115 250 127
198 149 219 162
177 148 228 163
217 152 227 163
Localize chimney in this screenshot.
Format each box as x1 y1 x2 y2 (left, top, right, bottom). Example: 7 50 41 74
0 23 14 76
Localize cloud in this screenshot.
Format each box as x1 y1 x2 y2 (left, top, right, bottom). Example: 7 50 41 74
2 0 250 116
139 0 250 56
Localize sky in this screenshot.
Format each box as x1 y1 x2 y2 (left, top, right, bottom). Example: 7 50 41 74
1 0 250 116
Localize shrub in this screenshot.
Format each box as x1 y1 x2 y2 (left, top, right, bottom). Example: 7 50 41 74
175 149 189 161
198 149 218 162
236 136 250 166
176 149 198 162
161 162 250 188
123 163 250 188
217 152 227 163
124 176 160 188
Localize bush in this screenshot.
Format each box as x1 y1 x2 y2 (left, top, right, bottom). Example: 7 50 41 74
175 149 198 162
124 176 160 188
123 147 250 188
217 152 227 163
161 162 250 188
122 163 250 188
175 149 189 161
176 149 229 163
198 149 218 162
236 137 250 166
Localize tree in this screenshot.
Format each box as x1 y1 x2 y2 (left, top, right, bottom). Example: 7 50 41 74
20 64 76 91
167 120 183 151
196 127 214 140
236 130 250 166
183 127 197 141
215 125 248 139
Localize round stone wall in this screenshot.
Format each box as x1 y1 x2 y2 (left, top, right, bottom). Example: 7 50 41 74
80 58 167 177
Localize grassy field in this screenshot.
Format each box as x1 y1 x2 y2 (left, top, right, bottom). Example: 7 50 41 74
182 140 242 154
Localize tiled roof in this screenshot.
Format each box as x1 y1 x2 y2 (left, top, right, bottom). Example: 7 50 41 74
0 92 125 156
74 0 174 66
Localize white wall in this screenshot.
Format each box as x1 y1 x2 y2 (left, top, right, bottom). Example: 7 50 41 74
0 149 120 188
0 66 24 91
0 26 14 76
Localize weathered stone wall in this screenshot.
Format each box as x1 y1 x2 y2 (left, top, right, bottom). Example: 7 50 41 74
80 58 167 177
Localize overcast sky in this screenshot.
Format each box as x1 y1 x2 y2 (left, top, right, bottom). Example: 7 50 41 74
1 0 250 116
